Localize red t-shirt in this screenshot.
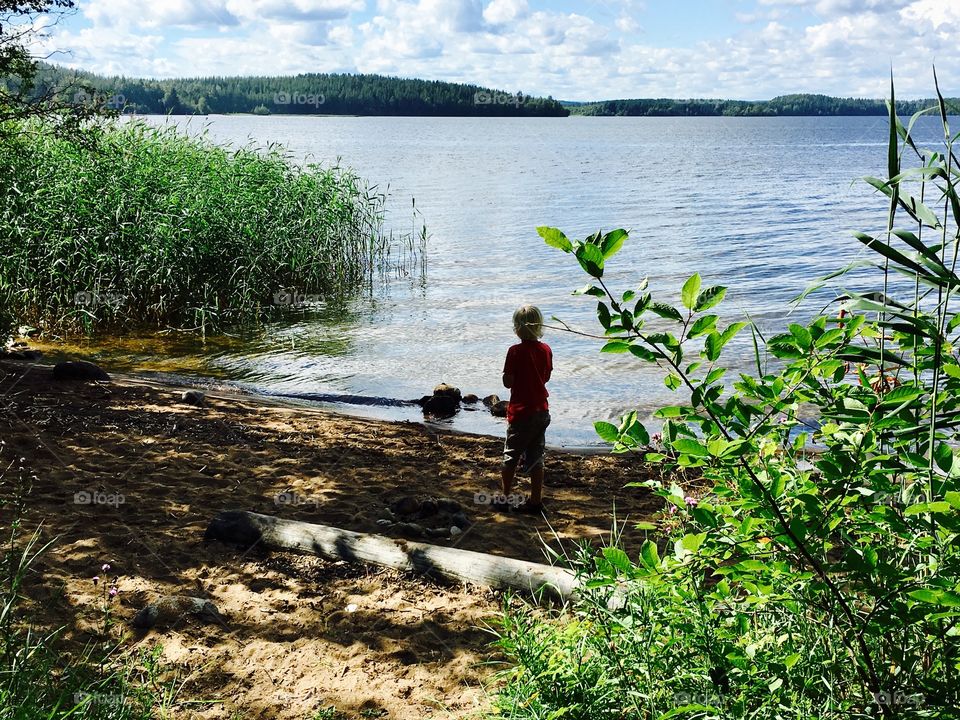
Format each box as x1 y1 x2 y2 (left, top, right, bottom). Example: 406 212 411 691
503 339 552 423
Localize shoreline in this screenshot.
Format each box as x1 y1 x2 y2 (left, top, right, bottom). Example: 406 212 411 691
0 356 659 719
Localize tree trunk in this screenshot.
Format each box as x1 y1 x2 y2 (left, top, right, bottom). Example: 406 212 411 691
205 510 577 603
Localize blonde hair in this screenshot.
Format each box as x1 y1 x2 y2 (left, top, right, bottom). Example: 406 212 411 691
513 305 544 340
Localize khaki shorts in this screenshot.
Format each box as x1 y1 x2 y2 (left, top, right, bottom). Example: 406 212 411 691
503 411 550 473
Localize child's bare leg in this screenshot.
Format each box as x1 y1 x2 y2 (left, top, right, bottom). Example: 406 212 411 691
528 464 544 506
501 464 517 498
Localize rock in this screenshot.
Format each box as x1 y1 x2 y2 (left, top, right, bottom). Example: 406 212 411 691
394 522 425 538
435 498 461 513
376 519 392 527
482 394 500 407
391 496 420 516
432 383 462 403
132 595 228 630
490 400 508 418
422 394 459 418
0 349 42 362
181 390 206 406
452 512 470 528
450 526 462 537
52 360 110 382
418 498 438 517
462 394 479 404
425 527 448 539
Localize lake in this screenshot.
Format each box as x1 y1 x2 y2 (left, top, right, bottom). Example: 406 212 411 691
86 114 945 446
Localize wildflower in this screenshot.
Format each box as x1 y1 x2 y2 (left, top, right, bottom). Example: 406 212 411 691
101 563 111 572
108 586 118 598
684 496 697 507
92 576 100 585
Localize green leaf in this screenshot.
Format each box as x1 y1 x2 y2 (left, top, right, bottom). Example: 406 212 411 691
681 533 705 553
573 283 606 297
650 303 683 322
629 344 658 362
935 442 955 474
575 242 605 278
688 314 718 339
601 341 631 353
694 286 727 312
537 226 572 252
681 273 701 310
665 373 682 391
789 323 812 350
640 539 660 569
594 421 619 443
815 328 845 348
597 301 611 329
600 229 628 259
704 332 723 362
673 439 709 456
602 547 633 574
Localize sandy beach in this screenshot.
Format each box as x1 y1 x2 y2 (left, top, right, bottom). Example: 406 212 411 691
0 356 662 719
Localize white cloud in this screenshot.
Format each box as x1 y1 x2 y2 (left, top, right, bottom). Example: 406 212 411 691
31 0 960 99
483 0 528 25
84 0 240 29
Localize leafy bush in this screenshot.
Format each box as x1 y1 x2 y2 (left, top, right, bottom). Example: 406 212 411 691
492 79 960 719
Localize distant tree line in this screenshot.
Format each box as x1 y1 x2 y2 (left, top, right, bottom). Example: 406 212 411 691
29 65 569 117
569 93 959 117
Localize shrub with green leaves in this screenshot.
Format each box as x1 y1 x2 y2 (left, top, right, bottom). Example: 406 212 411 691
492 77 960 719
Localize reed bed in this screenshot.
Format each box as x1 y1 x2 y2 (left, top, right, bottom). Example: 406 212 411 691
0 120 409 335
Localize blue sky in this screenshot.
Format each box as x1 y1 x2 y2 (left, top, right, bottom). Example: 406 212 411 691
34 0 959 100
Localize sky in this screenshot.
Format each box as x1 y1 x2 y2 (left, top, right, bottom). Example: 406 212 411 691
30 0 960 101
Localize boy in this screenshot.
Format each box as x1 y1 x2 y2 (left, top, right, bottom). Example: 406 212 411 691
500 305 552 513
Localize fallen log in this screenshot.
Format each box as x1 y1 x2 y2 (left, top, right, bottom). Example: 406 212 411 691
205 510 577 603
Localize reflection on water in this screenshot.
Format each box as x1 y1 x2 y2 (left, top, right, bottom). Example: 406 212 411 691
38 114 954 446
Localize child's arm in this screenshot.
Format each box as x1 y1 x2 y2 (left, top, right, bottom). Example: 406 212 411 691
503 347 515 388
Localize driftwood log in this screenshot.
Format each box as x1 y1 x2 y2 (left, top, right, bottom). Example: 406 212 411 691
205 510 578 602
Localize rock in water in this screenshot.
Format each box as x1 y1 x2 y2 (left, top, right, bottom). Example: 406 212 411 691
482 394 500 407
181 390 206 406
52 360 110 382
462 393 479 404
422 394 458 418
132 595 228 630
490 400 508 418
432 383 462 403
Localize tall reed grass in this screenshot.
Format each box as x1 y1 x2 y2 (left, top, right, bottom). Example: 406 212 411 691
0 119 407 335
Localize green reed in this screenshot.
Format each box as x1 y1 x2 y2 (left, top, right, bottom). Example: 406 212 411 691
0 119 407 335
